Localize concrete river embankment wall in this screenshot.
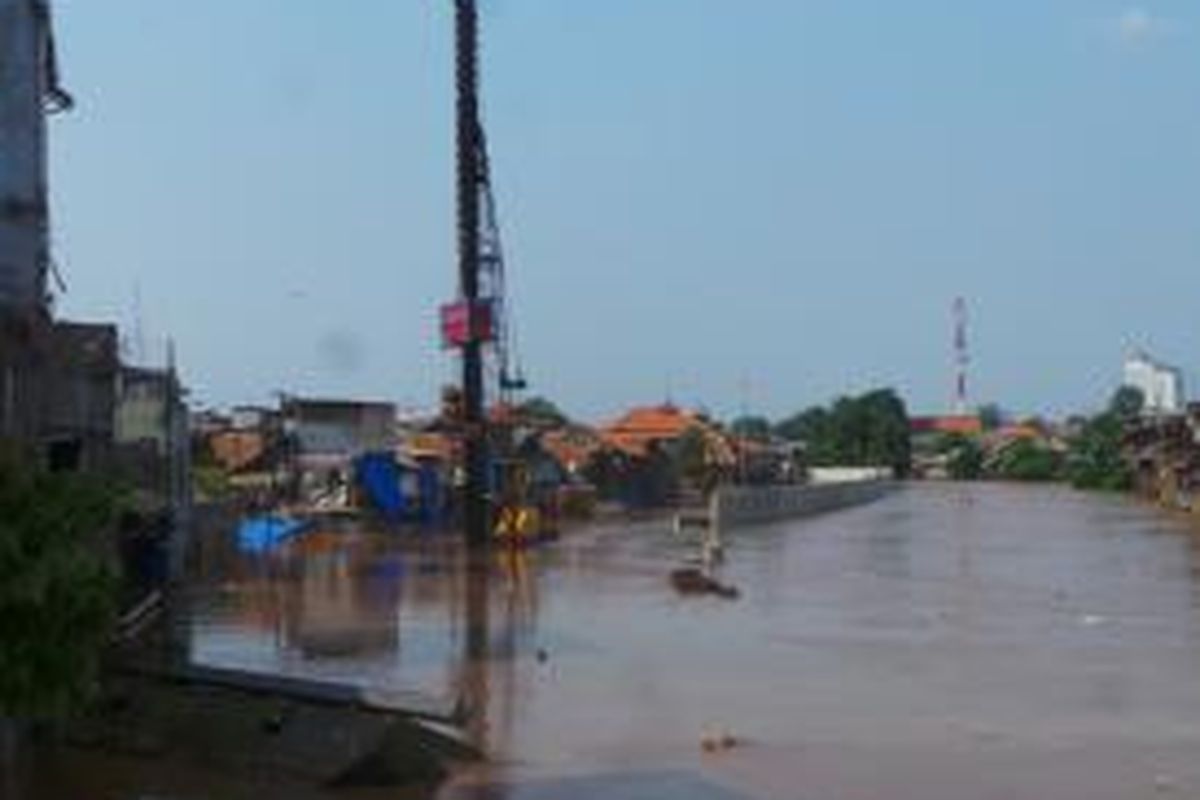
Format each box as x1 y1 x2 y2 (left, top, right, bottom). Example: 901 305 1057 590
712 478 894 529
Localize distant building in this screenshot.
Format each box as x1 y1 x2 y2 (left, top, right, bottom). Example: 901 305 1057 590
114 365 191 521
910 415 983 437
230 405 276 431
541 425 605 476
40 322 120 470
599 404 714 457
190 409 232 438
988 423 1044 443
1123 350 1184 415
1 1 125 472
116 367 186 454
402 430 456 463
194 406 279 473
207 430 267 474
282 397 397 471
592 404 742 506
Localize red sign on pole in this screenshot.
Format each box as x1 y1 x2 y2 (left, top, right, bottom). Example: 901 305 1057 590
440 300 495 349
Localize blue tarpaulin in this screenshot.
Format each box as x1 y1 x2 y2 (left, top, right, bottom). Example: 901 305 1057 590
237 516 309 553
356 452 407 523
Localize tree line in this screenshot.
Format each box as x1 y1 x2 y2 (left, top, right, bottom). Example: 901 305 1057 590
941 386 1140 490
738 388 913 477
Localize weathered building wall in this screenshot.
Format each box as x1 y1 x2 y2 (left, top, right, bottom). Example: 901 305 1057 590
286 399 397 467
0 0 50 314
0 319 119 469
1 0 68 449
41 322 117 470
0 318 46 440
116 368 174 452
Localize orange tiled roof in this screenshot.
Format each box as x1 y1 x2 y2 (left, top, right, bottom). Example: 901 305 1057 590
910 415 984 436
995 424 1042 440
596 404 732 459
208 431 266 473
599 404 696 455
541 427 604 469
604 404 697 435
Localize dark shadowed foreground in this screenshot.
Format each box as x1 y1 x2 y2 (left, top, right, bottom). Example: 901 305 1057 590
26 483 1200 799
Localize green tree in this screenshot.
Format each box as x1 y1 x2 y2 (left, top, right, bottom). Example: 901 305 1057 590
1059 386 1146 491
1108 385 1145 421
992 439 1060 482
729 415 771 442
978 403 1005 431
0 444 119 720
671 427 712 488
1065 412 1130 491
941 434 983 480
581 448 625 501
516 396 569 427
776 407 830 447
775 388 911 476
857 389 912 475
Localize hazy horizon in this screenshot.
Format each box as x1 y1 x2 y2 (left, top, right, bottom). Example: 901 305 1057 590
47 1 1200 423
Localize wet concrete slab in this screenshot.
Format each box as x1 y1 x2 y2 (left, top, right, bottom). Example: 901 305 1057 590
115 658 455 721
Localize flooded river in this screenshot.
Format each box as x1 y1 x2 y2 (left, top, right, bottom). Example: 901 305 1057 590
24 483 1200 799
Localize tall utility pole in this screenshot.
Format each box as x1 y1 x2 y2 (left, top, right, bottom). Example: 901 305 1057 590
455 0 489 549
451 2 492 741
953 297 969 416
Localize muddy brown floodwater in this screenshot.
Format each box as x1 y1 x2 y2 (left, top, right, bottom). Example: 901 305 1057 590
24 482 1200 799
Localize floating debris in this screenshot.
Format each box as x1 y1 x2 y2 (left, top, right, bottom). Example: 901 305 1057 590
670 568 740 600
700 725 739 753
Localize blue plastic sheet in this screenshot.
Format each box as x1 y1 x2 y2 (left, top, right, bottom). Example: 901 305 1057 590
356 452 406 522
237 516 309 553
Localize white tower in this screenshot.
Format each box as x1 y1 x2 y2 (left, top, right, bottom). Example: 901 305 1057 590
0 0 71 317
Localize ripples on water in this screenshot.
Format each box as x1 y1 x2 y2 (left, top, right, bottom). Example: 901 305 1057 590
25 483 1200 799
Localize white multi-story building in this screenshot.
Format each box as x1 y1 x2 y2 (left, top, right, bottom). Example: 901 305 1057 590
1123 350 1185 415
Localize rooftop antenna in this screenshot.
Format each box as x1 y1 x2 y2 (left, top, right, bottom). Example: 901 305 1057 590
953 297 969 416
133 281 146 365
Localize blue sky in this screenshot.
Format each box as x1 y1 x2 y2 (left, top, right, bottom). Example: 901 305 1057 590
48 2 1200 421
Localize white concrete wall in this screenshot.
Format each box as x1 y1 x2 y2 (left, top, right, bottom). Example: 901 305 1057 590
808 466 894 484
0 0 49 313
712 479 893 530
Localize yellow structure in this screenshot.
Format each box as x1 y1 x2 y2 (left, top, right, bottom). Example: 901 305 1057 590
494 503 541 545
492 459 546 546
